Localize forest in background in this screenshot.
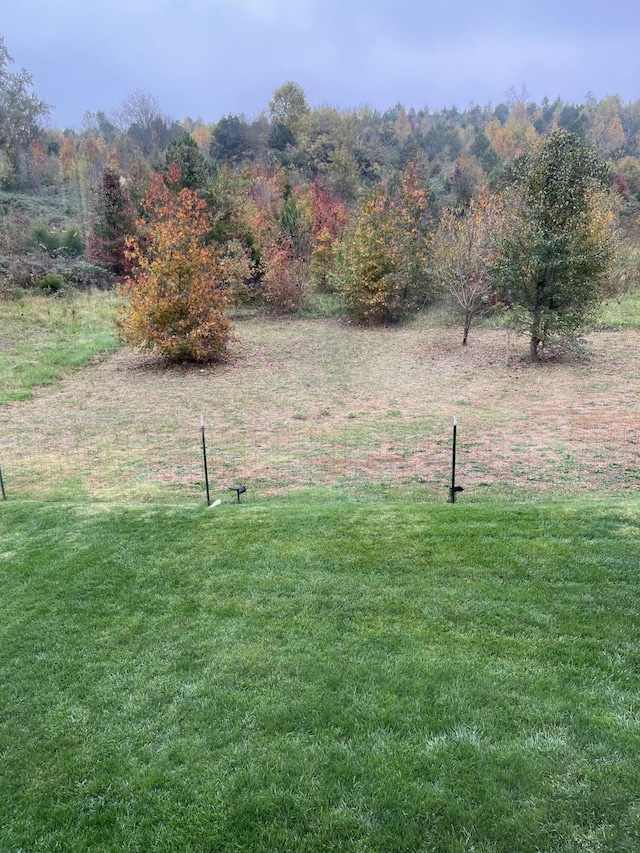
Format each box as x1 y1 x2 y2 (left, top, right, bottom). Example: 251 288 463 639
1 31 639 358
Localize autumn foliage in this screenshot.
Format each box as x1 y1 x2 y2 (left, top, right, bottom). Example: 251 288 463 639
118 166 250 362
246 168 311 313
339 164 431 323
432 191 507 344
2 42 632 363
308 178 349 292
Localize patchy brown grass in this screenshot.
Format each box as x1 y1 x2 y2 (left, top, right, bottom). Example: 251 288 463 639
1 316 639 502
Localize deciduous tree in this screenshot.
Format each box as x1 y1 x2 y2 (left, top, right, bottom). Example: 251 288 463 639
269 82 309 127
113 90 182 159
432 191 506 344
308 177 349 291
338 164 431 323
118 166 250 361
0 35 50 185
493 130 616 359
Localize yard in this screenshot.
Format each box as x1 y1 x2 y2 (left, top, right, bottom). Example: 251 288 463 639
1 292 640 850
1 294 640 502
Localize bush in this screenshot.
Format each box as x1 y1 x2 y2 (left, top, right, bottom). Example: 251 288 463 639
263 237 307 313
38 273 64 293
59 227 85 257
0 255 109 296
0 203 31 256
24 223 85 257
54 259 112 290
6 257 47 290
25 222 60 255
118 171 250 362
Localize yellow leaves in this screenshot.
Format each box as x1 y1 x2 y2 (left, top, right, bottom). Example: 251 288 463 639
486 111 538 162
339 168 431 323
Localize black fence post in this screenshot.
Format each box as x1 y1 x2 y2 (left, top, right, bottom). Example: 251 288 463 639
200 416 211 507
449 416 457 503
0 466 6 501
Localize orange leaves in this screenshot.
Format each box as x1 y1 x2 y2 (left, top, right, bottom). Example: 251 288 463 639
308 178 349 292
309 177 349 242
118 171 249 362
262 235 306 313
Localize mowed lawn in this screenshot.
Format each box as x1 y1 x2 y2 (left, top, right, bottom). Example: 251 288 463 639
1 497 639 851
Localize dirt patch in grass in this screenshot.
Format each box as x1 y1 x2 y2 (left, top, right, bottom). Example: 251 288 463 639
1 317 639 501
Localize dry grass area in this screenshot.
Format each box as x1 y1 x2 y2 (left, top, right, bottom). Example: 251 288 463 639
1 316 639 501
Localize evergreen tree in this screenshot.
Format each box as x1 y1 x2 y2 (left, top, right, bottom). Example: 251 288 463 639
88 168 137 278
164 133 210 190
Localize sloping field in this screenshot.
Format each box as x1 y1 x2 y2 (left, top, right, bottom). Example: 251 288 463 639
1 317 639 502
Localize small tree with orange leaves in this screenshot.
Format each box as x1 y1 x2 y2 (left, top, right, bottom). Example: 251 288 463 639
118 166 250 362
308 177 349 292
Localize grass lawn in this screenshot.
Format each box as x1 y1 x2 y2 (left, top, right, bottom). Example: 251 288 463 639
597 289 640 330
0 291 119 403
2 496 639 851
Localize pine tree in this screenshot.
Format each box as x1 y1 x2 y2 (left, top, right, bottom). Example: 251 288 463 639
88 168 137 278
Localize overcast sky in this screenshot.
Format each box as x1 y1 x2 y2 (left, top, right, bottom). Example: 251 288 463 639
3 0 639 129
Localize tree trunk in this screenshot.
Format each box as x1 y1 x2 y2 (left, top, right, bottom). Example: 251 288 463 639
462 311 471 345
530 306 542 359
530 335 540 359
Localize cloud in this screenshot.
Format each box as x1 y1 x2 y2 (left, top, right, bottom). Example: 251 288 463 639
217 0 313 24
3 0 640 128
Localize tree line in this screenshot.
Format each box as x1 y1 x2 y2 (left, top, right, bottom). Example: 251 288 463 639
0 36 635 360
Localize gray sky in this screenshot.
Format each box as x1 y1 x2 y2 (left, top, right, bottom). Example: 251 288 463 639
3 0 639 129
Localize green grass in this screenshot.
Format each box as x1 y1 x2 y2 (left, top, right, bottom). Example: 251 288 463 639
2 496 639 851
0 291 120 402
597 289 640 329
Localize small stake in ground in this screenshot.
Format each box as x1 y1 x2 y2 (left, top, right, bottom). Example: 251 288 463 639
200 415 211 506
448 415 464 503
0 466 6 501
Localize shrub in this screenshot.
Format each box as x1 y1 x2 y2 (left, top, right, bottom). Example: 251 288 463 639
262 236 307 313
59 227 85 257
6 257 47 289
118 169 250 362
25 222 60 256
24 223 85 258
38 273 64 293
0 203 31 255
54 259 112 290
